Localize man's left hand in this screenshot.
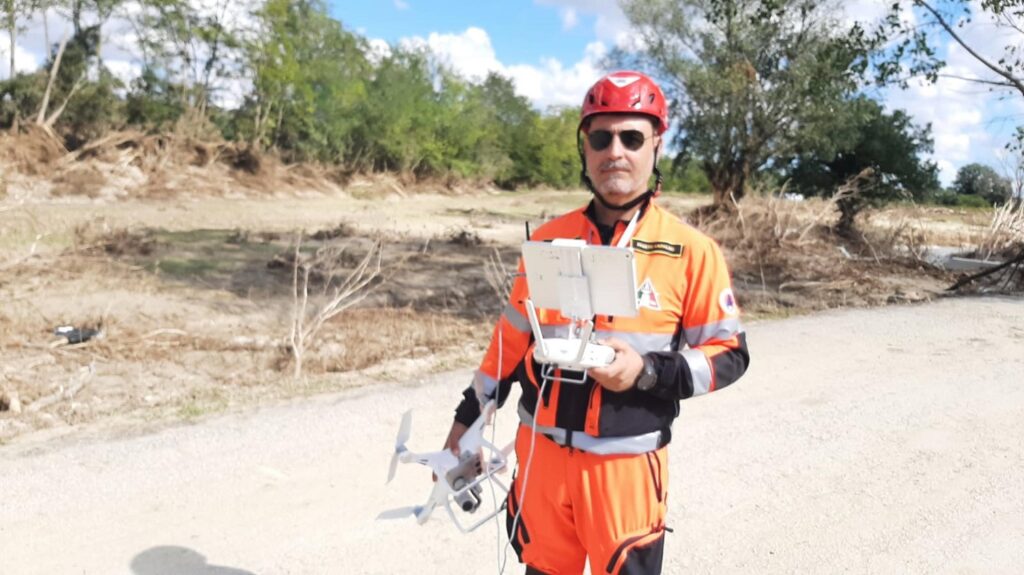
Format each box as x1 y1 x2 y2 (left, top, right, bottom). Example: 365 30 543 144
589 337 643 392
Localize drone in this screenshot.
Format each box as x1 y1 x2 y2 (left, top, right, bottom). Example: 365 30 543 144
377 400 514 533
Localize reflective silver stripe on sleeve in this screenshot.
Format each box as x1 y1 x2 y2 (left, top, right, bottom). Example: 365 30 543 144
517 403 661 455
594 330 674 354
502 303 531 334
473 371 499 400
680 348 713 395
684 318 744 346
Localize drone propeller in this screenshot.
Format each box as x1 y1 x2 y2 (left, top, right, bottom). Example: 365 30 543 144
376 505 420 520
387 410 413 483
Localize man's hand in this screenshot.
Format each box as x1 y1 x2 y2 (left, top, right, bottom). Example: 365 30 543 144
589 337 643 393
434 421 469 482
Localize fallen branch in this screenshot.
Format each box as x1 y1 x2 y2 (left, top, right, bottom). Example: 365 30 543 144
0 233 43 272
43 71 87 129
139 328 189 340
27 363 95 413
59 131 147 166
947 248 1024 292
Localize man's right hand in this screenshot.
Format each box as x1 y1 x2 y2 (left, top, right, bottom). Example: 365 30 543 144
433 421 469 481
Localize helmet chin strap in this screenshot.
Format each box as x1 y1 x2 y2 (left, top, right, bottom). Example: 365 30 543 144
577 133 664 212
592 188 654 211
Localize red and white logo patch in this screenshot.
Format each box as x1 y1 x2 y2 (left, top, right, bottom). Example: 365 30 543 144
636 278 661 310
718 288 739 315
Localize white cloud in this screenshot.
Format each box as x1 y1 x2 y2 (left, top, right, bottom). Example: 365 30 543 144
366 38 391 65
561 8 578 31
536 0 630 47
394 0 410 11
399 27 606 110
0 40 40 77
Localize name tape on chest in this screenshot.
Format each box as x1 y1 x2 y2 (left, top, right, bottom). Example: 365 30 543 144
631 239 683 257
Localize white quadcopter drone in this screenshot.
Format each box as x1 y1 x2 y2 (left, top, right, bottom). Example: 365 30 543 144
378 400 514 533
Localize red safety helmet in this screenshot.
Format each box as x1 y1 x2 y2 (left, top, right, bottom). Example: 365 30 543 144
580 71 668 135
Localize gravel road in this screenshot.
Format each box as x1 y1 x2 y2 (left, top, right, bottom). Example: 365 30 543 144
2 296 1023 575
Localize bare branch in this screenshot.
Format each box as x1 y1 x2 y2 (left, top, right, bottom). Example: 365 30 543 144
917 0 1024 97
937 73 1019 88
35 31 69 125
287 236 383 381
43 71 87 129
26 363 95 413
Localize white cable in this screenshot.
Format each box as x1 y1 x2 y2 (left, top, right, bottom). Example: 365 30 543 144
490 325 503 571
498 368 549 574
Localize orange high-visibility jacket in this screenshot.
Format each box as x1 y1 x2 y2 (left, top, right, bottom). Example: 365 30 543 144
454 199 749 445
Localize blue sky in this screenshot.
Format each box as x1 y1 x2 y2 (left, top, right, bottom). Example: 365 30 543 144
335 1 593 66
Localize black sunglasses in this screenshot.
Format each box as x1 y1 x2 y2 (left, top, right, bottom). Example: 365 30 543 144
587 129 650 152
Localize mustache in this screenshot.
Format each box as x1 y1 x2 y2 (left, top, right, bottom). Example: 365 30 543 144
599 160 631 172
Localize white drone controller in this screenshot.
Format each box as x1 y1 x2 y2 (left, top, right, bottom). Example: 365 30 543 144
525 299 615 372
520 239 637 382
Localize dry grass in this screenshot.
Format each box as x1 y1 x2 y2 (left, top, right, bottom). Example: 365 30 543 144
976 200 1024 259
50 164 108 198
0 125 66 175
0 127 352 203
0 179 984 442
700 193 954 317
294 308 485 374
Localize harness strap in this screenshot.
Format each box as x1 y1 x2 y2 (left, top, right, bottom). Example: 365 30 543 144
517 402 662 455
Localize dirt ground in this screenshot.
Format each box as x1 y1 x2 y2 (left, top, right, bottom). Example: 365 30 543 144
0 140 999 444
2 296 1022 574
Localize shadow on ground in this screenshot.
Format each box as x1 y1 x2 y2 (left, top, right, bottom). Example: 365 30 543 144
131 546 256 575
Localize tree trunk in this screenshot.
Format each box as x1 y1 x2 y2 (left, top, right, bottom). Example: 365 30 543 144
43 5 49 55
836 198 858 238
6 5 14 79
36 32 70 125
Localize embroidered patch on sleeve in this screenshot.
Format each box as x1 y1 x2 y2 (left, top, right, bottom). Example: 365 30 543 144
718 288 739 315
631 239 683 257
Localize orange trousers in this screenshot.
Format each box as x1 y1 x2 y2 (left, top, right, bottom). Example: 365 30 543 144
505 425 668 575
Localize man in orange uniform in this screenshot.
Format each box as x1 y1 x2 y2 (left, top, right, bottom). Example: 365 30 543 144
444 71 750 574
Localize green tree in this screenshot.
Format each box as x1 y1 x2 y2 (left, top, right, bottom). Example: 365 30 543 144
351 46 444 175
124 66 186 129
953 163 1012 205
130 0 240 123
530 106 580 189
616 0 874 211
239 0 369 161
660 154 711 194
785 97 940 232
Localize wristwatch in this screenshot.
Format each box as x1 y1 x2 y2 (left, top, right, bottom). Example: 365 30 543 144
635 354 658 391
